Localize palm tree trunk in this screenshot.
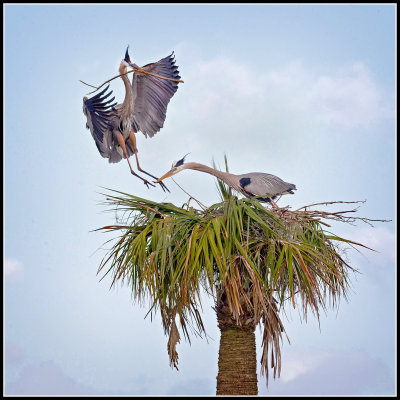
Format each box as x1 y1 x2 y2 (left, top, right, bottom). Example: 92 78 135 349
216 326 258 395
215 289 258 395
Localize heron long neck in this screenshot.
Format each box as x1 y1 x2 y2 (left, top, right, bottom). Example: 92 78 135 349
182 162 241 192
119 66 133 122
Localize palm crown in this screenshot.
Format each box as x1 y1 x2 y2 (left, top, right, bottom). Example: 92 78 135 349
96 158 378 393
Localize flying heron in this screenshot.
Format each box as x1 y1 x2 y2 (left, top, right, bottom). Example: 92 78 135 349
82 47 181 190
155 155 297 206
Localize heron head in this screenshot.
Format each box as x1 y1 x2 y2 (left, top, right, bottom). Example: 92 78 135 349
155 154 190 183
119 46 133 72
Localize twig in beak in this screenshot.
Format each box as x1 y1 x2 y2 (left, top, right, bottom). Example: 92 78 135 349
80 66 184 96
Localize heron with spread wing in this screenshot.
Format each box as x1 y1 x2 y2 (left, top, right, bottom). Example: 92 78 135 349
82 47 181 190
155 155 297 207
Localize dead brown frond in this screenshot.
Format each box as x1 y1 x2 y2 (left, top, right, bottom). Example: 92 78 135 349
96 188 390 387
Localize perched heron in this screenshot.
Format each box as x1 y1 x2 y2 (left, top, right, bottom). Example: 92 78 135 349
82 47 181 190
155 155 297 206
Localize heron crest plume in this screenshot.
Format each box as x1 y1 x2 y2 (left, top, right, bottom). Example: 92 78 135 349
124 45 130 63
175 153 191 168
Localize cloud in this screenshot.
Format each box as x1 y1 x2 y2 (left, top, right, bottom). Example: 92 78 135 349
260 348 394 395
278 351 327 383
179 55 391 137
5 360 100 395
347 226 395 265
307 63 392 128
4 258 24 281
4 358 214 396
167 377 215 395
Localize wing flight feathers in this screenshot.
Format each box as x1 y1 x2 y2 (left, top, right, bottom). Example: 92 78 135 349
131 53 180 137
82 85 117 158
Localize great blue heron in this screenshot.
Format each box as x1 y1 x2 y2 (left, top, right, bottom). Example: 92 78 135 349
82 47 181 190
155 155 297 206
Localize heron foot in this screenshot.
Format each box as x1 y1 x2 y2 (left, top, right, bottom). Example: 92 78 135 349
130 170 155 188
142 179 156 189
157 180 170 193
152 180 170 193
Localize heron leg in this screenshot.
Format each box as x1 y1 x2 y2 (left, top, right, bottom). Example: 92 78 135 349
128 131 170 193
116 132 155 188
269 198 279 208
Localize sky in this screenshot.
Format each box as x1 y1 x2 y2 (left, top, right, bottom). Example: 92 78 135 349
4 3 396 396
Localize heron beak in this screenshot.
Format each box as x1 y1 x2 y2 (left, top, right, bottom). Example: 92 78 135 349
155 170 175 183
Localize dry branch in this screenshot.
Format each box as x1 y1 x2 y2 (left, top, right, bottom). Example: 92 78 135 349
80 66 184 96
277 200 391 227
96 190 391 389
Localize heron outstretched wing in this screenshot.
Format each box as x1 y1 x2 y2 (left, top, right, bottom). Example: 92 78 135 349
131 52 180 138
83 85 117 158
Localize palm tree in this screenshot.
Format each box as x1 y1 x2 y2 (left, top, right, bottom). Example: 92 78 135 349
96 161 380 395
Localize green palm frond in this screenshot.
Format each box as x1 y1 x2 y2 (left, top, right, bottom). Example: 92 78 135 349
96 187 373 379
95 156 389 384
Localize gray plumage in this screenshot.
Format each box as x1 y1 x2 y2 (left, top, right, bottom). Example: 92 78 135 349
237 172 296 199
82 86 118 159
156 156 297 204
81 47 180 190
131 54 180 138
82 51 180 162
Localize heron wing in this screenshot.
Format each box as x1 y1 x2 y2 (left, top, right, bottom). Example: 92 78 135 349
239 173 296 197
82 85 117 158
131 52 180 138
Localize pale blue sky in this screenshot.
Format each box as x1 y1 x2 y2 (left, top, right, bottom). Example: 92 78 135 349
4 4 396 395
